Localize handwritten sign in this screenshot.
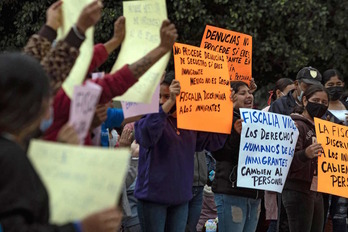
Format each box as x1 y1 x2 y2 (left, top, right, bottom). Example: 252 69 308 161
173 42 232 134
121 84 159 118
329 110 348 125
315 118 348 198
111 0 169 103
200 25 252 84
58 0 95 99
237 109 299 192
28 140 130 224
68 81 102 144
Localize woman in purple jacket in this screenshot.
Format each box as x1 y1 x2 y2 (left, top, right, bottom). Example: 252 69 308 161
134 71 228 232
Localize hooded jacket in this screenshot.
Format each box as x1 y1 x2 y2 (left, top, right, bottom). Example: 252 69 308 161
285 114 317 193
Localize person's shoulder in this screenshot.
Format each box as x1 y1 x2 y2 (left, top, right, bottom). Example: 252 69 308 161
0 138 28 172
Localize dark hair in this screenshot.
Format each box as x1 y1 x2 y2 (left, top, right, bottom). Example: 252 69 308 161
322 69 344 85
293 84 329 114
0 53 50 134
271 78 294 102
230 81 248 93
161 71 175 86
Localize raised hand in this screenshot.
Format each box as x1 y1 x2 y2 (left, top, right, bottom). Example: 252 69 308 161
46 1 63 31
76 0 103 35
159 20 178 52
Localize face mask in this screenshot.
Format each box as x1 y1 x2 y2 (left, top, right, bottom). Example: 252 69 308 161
327 86 344 101
305 101 328 119
297 85 304 102
109 129 118 147
39 107 54 132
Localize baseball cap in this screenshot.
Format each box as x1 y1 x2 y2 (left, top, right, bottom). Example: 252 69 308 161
296 66 322 85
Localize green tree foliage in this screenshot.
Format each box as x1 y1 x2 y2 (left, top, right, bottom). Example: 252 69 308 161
1 0 347 92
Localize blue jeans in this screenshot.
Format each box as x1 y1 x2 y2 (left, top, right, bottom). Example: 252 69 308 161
214 194 261 232
137 200 188 232
282 189 323 232
186 186 204 232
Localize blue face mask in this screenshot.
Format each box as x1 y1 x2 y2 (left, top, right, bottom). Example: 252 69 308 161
40 107 54 132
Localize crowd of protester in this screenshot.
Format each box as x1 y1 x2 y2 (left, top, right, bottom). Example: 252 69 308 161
1 1 348 232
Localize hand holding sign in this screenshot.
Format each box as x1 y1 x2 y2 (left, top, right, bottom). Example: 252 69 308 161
57 124 80 145
162 80 180 114
159 20 178 52
234 119 243 134
46 1 63 31
81 207 122 232
76 0 103 34
305 143 323 159
170 80 181 101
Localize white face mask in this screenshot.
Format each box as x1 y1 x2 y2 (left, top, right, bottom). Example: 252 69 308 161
109 129 118 148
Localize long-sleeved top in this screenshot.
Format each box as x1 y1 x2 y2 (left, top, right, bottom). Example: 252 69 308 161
44 44 137 145
134 107 227 205
284 114 317 193
0 136 77 232
24 25 83 94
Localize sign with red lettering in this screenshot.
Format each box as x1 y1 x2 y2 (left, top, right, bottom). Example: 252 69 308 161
200 25 252 85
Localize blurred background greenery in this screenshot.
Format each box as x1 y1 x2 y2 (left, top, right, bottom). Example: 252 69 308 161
1 0 347 107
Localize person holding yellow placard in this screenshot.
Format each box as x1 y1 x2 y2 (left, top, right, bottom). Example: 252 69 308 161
0 53 123 232
44 19 178 146
282 85 329 232
24 0 103 95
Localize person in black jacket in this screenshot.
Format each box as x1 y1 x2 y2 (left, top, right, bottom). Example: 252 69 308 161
322 69 348 232
283 85 329 232
0 52 122 231
212 81 263 232
269 67 322 116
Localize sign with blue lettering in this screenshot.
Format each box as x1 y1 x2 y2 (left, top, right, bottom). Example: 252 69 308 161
237 108 299 192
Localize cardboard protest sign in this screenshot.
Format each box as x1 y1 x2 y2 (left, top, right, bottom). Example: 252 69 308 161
237 109 299 192
121 84 159 118
315 118 348 198
59 0 95 99
200 25 252 84
68 81 102 144
28 140 130 224
173 42 232 134
329 110 348 125
111 0 169 103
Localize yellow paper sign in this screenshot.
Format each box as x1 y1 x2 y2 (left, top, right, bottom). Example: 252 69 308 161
28 140 130 224
315 118 348 198
200 25 252 85
173 42 232 134
59 0 95 99
111 0 170 103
